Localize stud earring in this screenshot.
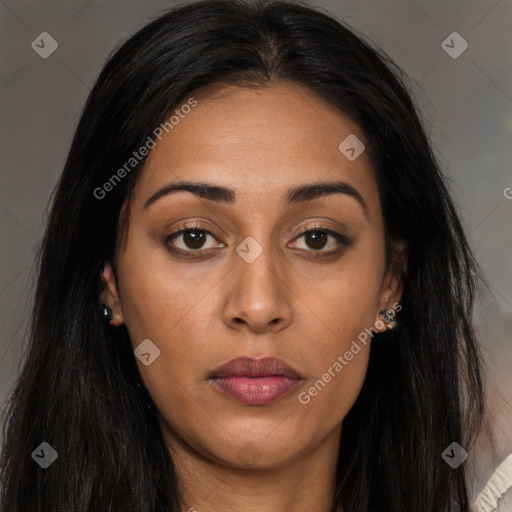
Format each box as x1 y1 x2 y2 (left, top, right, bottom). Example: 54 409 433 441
99 304 113 323
379 308 397 330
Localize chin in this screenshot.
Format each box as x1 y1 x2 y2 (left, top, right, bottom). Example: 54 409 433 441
197 424 311 470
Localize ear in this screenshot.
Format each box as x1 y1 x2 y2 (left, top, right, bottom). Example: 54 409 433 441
374 239 407 332
99 261 124 326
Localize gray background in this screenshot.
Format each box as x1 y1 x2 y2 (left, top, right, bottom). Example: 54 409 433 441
1 0 511 505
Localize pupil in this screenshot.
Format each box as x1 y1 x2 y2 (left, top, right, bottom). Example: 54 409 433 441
182 230 327 250
306 231 327 250
184 230 205 249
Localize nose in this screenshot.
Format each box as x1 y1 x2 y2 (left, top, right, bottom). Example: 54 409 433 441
222 241 293 333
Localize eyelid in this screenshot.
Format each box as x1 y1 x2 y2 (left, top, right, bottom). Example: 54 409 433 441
290 224 352 251
165 222 224 250
164 221 352 255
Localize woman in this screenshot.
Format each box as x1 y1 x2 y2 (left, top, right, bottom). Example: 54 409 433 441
0 1 487 510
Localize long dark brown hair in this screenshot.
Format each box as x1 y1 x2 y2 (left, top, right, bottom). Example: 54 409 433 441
1 1 486 510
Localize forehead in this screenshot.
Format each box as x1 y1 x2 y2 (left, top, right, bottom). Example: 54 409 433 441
131 81 380 216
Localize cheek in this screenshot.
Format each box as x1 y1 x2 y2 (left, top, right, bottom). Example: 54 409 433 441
117 262 209 433
117 243 210 350
116 241 228 405
293 300 373 430
292 241 384 419
302 244 384 351
296 349 370 440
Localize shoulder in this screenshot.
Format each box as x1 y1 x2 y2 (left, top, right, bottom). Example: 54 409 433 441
471 453 512 512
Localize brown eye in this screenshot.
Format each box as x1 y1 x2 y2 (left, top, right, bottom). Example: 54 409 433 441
165 225 225 254
291 228 351 255
181 230 207 249
304 231 328 250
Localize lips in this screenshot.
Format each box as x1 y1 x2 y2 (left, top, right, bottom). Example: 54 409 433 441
208 356 304 405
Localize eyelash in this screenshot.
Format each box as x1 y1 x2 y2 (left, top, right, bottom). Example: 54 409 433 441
164 222 352 259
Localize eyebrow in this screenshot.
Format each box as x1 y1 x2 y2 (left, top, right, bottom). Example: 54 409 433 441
143 180 368 218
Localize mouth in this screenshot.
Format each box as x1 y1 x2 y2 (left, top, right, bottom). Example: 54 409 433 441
208 356 304 406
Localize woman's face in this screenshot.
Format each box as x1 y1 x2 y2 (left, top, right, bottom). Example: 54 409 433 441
104 81 404 469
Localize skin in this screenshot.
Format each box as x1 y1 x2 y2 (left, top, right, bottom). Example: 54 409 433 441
100 81 406 512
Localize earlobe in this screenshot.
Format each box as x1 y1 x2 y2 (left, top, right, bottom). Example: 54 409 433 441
376 239 408 332
378 308 398 331
99 262 124 326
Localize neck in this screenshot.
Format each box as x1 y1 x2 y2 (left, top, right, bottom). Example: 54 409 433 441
162 423 344 512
